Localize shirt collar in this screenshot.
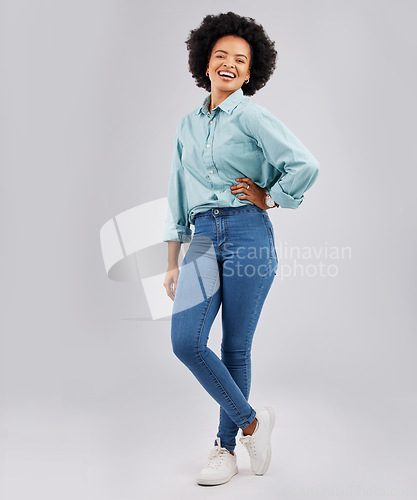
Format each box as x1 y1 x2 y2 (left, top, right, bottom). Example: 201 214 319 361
195 87 245 116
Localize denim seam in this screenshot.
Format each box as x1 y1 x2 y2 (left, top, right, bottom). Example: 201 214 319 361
223 215 229 256
262 215 278 271
262 214 274 266
196 271 249 428
213 215 220 257
244 266 267 403
269 227 278 268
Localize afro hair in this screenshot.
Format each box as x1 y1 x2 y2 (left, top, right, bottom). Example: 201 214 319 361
185 11 278 96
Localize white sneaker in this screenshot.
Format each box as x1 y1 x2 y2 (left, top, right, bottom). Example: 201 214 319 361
196 437 238 486
239 406 276 475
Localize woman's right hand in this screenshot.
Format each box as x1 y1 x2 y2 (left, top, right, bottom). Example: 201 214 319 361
163 267 180 301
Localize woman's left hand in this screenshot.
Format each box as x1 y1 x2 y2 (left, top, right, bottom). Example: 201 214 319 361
230 177 269 210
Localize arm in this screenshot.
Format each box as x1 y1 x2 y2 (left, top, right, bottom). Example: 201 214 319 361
162 119 193 243
162 120 191 301
167 241 182 270
253 105 319 208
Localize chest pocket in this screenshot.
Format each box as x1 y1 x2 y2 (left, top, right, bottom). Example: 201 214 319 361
214 141 264 177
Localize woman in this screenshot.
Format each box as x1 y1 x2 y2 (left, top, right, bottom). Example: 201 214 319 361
162 12 319 486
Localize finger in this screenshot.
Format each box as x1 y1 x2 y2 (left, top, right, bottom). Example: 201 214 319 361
236 177 253 185
233 181 251 188
164 280 175 298
165 286 174 300
231 186 249 193
231 182 251 191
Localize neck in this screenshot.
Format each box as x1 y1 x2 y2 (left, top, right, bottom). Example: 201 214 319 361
209 88 236 112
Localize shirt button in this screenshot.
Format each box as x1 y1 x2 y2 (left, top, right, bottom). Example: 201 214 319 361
210 120 213 124
210 170 214 173
217 190 221 193
206 144 211 148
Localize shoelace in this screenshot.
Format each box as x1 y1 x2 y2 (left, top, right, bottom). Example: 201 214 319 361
239 434 258 457
206 438 233 469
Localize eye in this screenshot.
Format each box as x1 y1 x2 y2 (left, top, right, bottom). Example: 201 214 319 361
237 59 245 63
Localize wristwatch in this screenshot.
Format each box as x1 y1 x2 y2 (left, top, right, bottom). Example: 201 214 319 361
264 192 278 208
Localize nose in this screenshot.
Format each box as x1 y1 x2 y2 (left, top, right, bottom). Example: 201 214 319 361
223 61 234 68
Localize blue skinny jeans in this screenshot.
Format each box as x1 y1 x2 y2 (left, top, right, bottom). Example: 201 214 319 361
171 205 278 451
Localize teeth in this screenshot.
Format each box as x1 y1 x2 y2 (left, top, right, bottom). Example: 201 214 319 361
219 72 235 78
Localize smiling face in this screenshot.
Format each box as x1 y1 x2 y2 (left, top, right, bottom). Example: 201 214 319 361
206 35 251 96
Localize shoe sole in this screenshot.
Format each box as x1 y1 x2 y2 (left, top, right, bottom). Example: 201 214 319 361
255 406 276 476
197 467 238 486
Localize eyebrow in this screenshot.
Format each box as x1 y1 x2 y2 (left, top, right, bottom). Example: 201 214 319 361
214 49 248 59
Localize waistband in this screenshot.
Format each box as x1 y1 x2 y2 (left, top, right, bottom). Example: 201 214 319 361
194 205 268 219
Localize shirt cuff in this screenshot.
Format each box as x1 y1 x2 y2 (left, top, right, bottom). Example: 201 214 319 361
269 183 304 209
162 224 192 243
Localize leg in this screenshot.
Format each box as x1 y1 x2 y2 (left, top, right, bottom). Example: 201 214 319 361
216 212 277 450
171 235 256 450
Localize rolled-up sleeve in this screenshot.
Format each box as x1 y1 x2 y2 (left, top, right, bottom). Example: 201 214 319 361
254 105 319 209
162 120 192 243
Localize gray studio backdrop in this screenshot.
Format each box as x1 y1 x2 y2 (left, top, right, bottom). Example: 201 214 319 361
1 1 416 499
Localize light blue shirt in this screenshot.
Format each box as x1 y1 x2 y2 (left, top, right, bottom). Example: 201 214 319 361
162 87 319 243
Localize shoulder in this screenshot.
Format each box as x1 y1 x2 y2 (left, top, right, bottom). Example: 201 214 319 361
227 99 255 134
244 100 288 134
247 100 282 122
176 105 201 135
234 99 281 136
